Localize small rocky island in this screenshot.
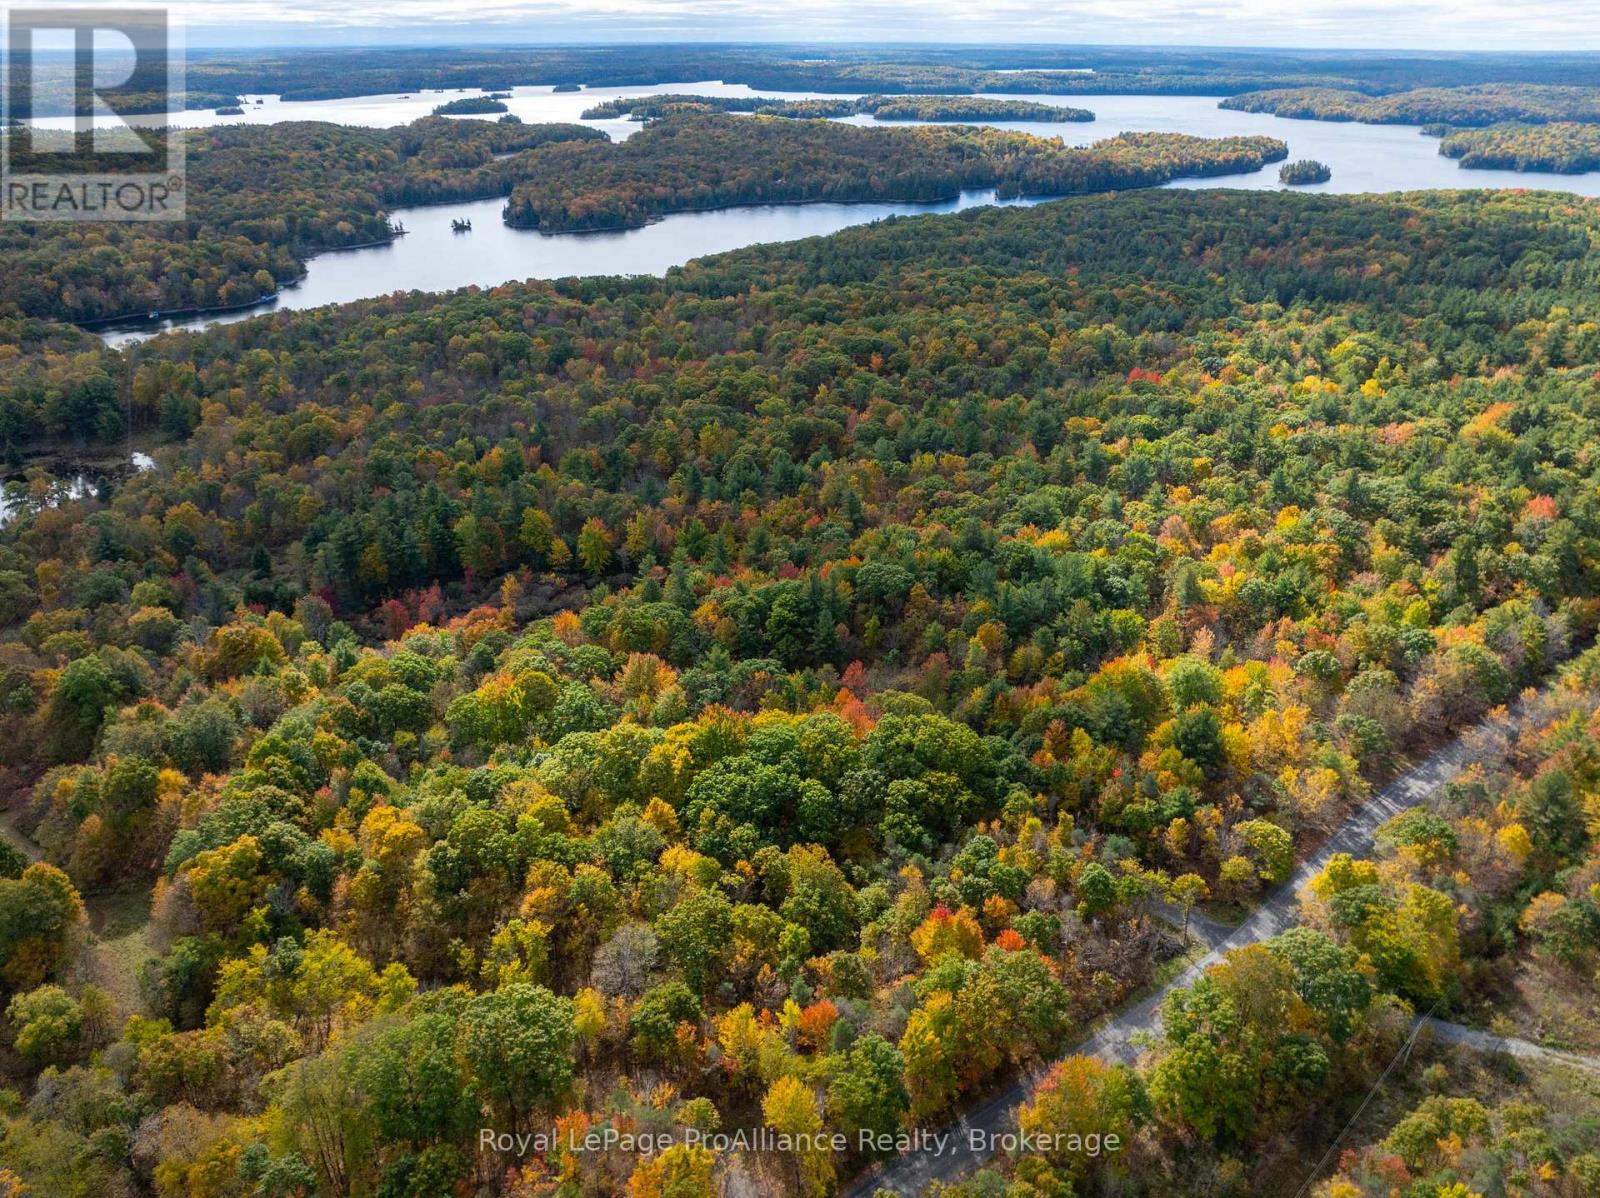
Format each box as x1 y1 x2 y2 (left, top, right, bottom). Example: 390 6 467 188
432 94 510 115
1279 158 1333 184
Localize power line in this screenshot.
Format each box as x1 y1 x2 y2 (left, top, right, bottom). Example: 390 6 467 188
1292 1001 1440 1198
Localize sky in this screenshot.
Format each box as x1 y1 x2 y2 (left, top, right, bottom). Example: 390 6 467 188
11 0 1600 52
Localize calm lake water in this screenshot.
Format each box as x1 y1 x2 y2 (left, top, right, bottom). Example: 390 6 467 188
31 81 865 142
98 189 1042 346
76 86 1600 346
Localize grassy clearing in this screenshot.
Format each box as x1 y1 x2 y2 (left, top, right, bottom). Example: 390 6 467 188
81 890 154 1019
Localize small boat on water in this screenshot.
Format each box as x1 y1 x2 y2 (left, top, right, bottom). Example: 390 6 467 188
451 218 473 232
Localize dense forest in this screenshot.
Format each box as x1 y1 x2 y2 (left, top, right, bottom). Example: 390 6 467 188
580 94 1095 123
1439 122 1600 173
1221 83 1600 126
168 43 1600 102
502 116 1285 231
1 185 1599 1196
0 118 605 328
13 60 242 115
176 47 1345 103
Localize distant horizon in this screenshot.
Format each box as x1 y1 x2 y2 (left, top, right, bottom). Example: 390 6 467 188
173 38 1600 57
72 0 1600 54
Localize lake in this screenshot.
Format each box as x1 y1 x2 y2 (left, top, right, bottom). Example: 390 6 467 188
97 189 1043 346
75 86 1600 346
28 80 869 141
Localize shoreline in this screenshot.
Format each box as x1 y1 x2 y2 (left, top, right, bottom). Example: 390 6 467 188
84 163 1286 342
78 268 313 332
505 156 1286 235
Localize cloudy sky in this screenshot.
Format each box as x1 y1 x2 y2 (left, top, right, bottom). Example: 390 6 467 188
25 0 1600 50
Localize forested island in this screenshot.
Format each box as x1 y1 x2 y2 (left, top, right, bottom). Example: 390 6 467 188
1221 82 1600 126
580 93 863 119
1 182 1599 1197
1439 121 1600 172
503 115 1285 231
1278 158 1332 184
431 95 511 115
582 93 1095 122
865 95 1093 121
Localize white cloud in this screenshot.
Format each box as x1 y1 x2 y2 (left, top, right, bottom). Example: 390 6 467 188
17 0 1600 50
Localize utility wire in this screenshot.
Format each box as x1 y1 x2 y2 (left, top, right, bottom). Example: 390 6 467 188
1292 1000 1440 1198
